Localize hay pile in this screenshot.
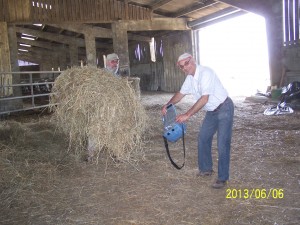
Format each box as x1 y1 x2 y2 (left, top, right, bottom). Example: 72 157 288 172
50 66 148 163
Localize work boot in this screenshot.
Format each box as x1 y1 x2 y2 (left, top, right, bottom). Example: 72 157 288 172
212 179 227 189
196 170 213 177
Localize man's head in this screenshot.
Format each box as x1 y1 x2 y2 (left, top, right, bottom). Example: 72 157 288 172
106 53 119 75
177 53 196 75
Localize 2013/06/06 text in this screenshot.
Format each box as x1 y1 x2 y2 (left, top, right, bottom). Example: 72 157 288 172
226 188 284 199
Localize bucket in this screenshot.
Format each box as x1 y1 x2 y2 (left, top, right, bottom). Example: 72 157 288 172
271 88 282 100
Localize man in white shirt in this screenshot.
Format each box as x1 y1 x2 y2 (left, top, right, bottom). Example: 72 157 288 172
105 53 120 76
162 53 234 189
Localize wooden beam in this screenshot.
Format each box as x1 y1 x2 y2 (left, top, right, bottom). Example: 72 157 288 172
15 26 82 46
190 10 247 29
18 45 55 55
18 52 55 64
216 0 272 16
49 23 151 42
150 0 173 10
49 23 112 38
16 26 112 50
171 0 217 18
17 37 61 50
125 18 189 31
188 7 242 27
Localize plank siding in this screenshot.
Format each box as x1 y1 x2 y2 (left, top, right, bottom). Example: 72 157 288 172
125 0 128 20
1 0 151 22
105 0 110 20
129 31 192 92
0 22 13 97
54 0 59 22
162 31 193 92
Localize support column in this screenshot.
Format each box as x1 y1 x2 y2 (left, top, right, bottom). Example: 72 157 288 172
0 22 12 97
0 23 11 72
265 2 284 86
112 21 130 76
7 26 18 72
0 23 22 114
8 24 21 95
84 34 97 66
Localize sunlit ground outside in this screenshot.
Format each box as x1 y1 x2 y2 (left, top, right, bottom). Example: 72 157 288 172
198 13 270 97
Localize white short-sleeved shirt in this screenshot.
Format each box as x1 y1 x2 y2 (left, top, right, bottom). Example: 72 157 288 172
180 65 228 111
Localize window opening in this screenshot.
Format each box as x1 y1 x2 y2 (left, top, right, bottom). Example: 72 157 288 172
283 0 299 45
150 37 156 62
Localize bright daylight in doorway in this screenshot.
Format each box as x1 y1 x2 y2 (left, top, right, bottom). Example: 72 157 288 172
198 13 270 97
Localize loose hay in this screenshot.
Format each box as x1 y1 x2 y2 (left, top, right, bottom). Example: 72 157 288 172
50 66 148 163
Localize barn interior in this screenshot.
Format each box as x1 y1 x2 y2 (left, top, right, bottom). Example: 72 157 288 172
0 1 300 225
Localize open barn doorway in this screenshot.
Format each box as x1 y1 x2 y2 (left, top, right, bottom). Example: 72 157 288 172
197 13 270 97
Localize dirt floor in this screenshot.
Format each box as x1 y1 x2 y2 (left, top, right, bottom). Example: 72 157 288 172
0 92 299 225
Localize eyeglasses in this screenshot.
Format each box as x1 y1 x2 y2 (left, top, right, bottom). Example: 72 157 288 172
178 57 191 69
110 59 119 64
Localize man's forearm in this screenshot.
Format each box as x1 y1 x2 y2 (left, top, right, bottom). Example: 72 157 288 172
186 95 208 117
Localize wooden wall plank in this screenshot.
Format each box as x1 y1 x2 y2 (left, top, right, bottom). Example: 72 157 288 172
90 0 94 20
108 0 112 20
99 0 104 20
124 0 128 20
16 0 22 21
58 0 63 21
91 0 96 20
100 0 105 21
118 0 122 19
53 0 59 22
8 0 16 22
77 0 82 21
31 0 36 21
288 0 294 43
295 0 299 41
114 0 118 19
128 4 131 20
43 0 48 22
105 0 111 21
0 0 7 21
87 0 90 20
102 0 106 20
109 0 116 20
68 0 73 21
140 7 143 20
45 0 51 21
69 0 75 21
87 0 91 20
74 0 80 20
38 0 43 22
81 0 86 21
132 6 137 20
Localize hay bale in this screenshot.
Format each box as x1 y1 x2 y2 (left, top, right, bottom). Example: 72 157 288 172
50 66 148 163
127 77 141 99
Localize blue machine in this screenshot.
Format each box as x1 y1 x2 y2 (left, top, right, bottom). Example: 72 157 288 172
162 104 186 142
162 104 186 169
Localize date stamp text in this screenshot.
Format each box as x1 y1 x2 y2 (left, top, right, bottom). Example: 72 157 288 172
226 188 284 199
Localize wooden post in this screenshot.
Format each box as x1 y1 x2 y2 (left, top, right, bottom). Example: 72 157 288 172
84 34 97 66
7 24 21 94
0 22 12 97
0 23 23 113
111 21 130 76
